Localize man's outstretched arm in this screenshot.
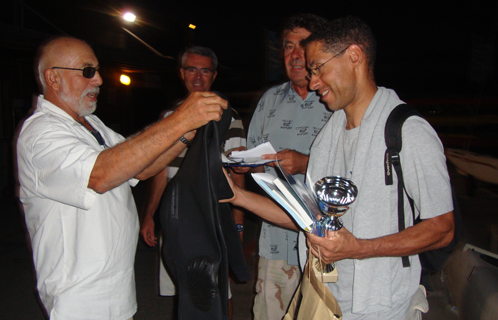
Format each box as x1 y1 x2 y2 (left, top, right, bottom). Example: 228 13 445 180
89 92 226 193
221 169 298 231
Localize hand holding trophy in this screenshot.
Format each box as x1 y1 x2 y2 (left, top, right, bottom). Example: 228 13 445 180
251 161 358 281
313 176 358 273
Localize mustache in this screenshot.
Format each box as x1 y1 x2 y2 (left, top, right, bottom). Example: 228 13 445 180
290 59 305 67
83 87 100 95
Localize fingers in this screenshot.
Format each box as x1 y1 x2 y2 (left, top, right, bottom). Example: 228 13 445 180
261 153 279 167
277 149 292 155
325 230 338 239
231 166 251 174
200 92 218 98
174 93 227 130
232 146 248 152
142 230 157 247
200 93 228 110
306 231 336 263
192 94 227 123
261 153 278 160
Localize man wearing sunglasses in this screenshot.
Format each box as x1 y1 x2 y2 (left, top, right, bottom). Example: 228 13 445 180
16 36 226 320
139 46 246 319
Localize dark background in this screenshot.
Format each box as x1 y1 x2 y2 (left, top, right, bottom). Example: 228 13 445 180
2 0 497 137
1 2 497 318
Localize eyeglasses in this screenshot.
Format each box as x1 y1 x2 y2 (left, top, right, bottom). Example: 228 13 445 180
182 67 215 76
306 46 349 81
51 66 100 79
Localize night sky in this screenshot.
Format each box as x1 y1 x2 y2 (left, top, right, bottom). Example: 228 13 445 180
6 0 497 98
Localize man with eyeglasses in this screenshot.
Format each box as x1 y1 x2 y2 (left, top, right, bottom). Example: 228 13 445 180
223 16 455 319
139 46 245 319
16 37 226 320
242 14 332 320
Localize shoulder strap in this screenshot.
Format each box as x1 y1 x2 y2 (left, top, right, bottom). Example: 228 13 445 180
384 104 423 268
384 104 422 185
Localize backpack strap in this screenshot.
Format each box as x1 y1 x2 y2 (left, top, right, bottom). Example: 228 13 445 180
384 104 423 268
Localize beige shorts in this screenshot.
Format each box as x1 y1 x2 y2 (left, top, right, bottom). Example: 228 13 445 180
253 257 301 320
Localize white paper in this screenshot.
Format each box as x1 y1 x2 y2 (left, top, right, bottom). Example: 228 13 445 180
229 142 277 160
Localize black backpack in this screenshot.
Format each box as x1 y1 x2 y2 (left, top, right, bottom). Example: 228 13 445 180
384 104 462 273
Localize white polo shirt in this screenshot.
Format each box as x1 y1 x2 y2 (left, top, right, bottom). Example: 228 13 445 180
17 96 139 320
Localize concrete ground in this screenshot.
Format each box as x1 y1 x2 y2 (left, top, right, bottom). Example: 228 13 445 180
2 162 495 319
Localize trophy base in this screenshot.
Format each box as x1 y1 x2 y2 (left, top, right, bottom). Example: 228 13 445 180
313 258 338 282
324 217 343 231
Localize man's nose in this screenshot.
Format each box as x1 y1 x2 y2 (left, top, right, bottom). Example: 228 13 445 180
291 46 305 60
91 71 103 86
308 74 320 91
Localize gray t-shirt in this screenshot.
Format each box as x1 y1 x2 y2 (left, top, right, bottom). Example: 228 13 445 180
248 82 332 264
304 87 453 319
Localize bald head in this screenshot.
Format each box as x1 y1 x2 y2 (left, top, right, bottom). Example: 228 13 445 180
37 37 95 91
35 36 103 121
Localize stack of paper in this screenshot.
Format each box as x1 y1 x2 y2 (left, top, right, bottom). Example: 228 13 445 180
223 142 277 167
252 173 316 232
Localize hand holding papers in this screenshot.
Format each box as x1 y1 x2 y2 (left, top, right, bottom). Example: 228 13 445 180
252 162 323 235
223 142 277 167
251 173 316 232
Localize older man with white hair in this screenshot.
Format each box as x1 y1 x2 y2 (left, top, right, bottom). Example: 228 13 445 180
16 36 226 320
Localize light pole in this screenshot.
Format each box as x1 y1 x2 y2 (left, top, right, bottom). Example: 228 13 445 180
121 12 174 60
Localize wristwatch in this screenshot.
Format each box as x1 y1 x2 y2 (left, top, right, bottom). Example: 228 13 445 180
179 135 192 146
236 224 244 233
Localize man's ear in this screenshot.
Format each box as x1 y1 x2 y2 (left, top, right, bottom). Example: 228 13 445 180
179 68 186 81
212 71 218 81
348 44 364 69
45 69 61 91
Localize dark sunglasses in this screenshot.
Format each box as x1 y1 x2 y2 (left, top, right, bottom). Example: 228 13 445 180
51 66 100 79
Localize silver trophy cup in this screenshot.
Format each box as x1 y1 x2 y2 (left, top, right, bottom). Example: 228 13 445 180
314 176 358 273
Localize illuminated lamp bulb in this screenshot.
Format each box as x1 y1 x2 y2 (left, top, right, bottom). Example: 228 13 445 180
120 75 131 85
123 12 136 22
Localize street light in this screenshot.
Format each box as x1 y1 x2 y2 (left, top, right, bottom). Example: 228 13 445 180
123 12 136 22
120 12 174 60
120 75 131 85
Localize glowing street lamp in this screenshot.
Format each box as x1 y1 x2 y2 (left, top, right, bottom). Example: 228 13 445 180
123 12 136 22
120 75 131 85
120 12 174 60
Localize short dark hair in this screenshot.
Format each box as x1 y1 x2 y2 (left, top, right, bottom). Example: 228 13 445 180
281 13 328 40
302 16 377 73
179 46 218 70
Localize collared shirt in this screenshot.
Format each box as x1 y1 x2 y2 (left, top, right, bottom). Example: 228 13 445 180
17 96 139 320
247 82 332 265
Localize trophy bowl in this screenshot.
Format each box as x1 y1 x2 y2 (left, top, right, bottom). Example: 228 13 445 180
314 176 358 232
314 176 358 273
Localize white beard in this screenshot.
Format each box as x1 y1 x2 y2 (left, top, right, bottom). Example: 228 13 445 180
60 80 99 117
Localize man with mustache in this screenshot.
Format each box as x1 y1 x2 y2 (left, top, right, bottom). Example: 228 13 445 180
16 36 226 320
245 14 332 320
139 46 245 319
